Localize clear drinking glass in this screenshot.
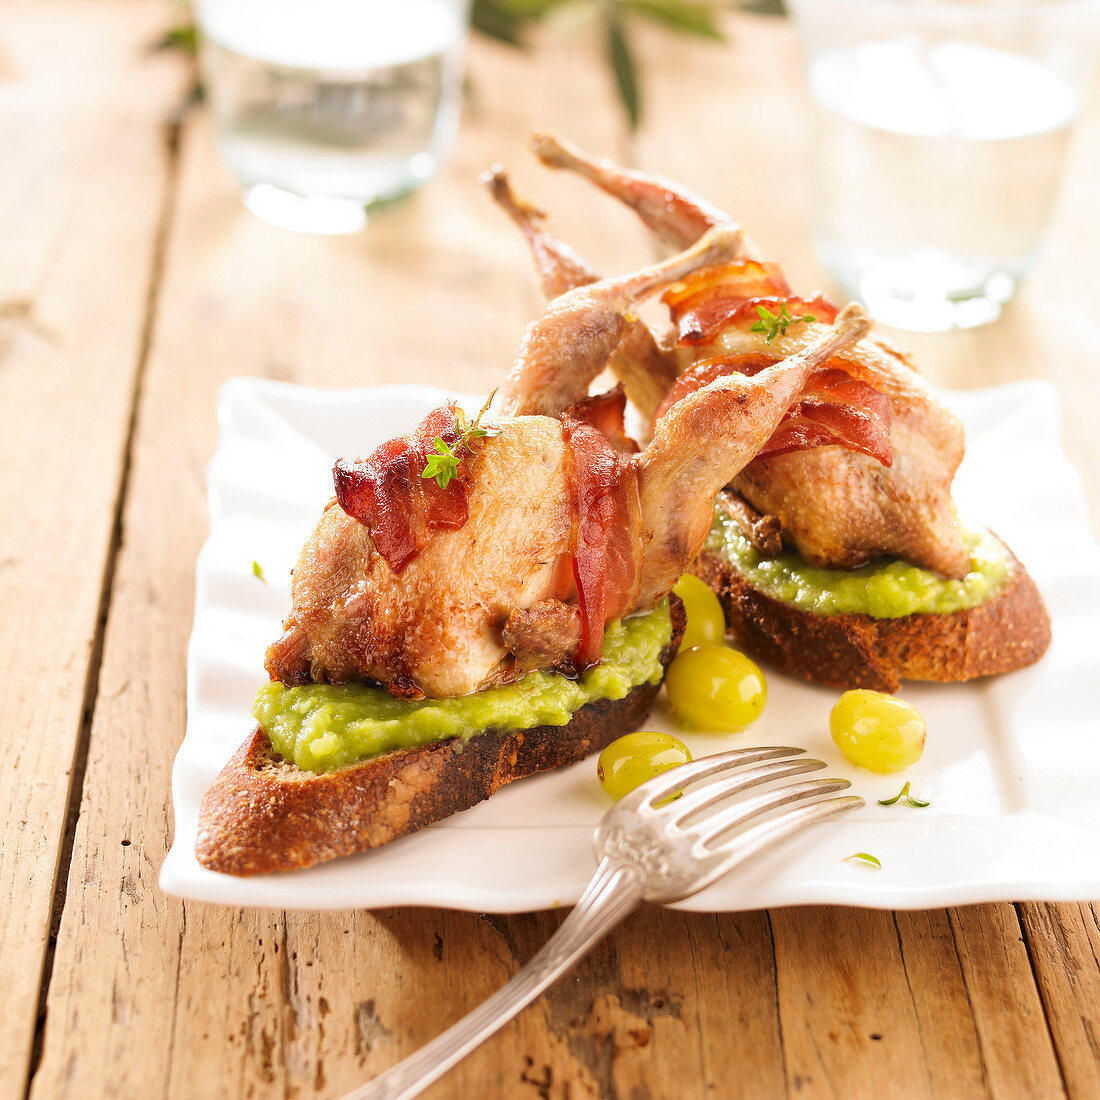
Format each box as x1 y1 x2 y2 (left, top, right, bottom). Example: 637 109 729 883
788 0 1098 331
196 0 470 234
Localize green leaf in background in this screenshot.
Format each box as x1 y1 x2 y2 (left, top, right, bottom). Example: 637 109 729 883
472 0 576 44
471 0 531 45
151 23 198 56
494 0 573 15
741 0 786 14
605 11 641 131
475 1 726 126
620 0 724 40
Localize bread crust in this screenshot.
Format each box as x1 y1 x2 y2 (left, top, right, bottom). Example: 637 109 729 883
196 598 685 876
693 539 1050 693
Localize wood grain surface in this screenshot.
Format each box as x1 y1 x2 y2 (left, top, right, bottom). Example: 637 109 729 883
0 1 183 1090
3 3 1098 1098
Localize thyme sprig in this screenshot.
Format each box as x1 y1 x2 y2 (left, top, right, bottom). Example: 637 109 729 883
750 301 817 344
878 781 930 808
421 390 498 489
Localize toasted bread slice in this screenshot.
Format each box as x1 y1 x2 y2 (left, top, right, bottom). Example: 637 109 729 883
196 598 685 876
693 538 1050 694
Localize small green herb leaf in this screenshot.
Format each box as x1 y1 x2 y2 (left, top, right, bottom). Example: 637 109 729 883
749 301 817 343
878 781 930 808
420 390 499 489
877 783 906 806
845 852 882 868
252 560 267 584
422 448 460 489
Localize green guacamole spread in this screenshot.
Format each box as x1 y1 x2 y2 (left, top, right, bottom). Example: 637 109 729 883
706 508 1009 619
254 599 673 774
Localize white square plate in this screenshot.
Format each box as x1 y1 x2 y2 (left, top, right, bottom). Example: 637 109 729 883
160 380 1100 912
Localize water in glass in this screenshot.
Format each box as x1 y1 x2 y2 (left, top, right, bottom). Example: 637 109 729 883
808 38 1078 330
199 0 467 233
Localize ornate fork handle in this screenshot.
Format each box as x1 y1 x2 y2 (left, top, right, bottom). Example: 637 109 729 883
341 859 644 1100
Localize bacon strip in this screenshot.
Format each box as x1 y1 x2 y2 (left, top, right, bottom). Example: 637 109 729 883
674 293 839 346
561 388 641 668
662 259 791 311
762 368 892 464
655 356 892 467
661 262 838 346
655 354 774 419
333 404 472 574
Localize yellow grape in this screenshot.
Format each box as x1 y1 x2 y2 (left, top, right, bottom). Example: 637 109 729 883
665 643 767 731
830 689 926 773
672 573 727 651
597 731 692 800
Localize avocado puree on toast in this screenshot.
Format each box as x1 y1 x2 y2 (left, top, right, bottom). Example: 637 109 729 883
254 599 673 773
707 507 1009 619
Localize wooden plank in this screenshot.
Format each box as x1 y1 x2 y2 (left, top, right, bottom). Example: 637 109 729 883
0 2 183 1095
769 907 976 1097
36 23 768 1099
768 904 1067 1098
890 910 990 1096
948 905 1066 1097
1015 904 1100 1099
235 905 785 1099
28 10 1100 1100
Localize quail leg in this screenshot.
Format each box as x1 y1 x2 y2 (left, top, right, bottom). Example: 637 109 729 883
530 130 740 251
485 167 681 420
498 224 742 418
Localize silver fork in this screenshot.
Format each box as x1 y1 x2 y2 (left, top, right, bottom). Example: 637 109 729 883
341 746 863 1100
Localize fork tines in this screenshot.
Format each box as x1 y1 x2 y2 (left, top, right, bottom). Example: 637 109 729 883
621 745 814 810
602 745 864 903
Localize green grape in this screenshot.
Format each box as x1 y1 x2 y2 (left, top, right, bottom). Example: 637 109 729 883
597 731 692 800
665 643 767 731
830 690 926 773
672 573 727 651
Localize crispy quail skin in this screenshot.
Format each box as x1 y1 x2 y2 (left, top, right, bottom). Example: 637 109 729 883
521 132 970 579
268 298 871 698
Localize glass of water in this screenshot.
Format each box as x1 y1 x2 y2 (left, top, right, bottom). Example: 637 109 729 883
788 0 1098 331
196 0 470 234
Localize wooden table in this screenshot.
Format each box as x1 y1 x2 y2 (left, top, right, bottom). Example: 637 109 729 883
4 2 1099 1096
